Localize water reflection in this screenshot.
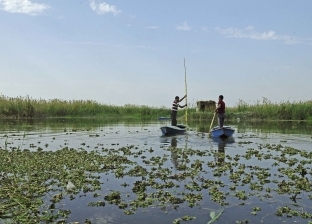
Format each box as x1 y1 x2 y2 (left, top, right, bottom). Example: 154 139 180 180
170 137 179 170
1 118 311 136
212 137 235 166
159 136 187 172
236 120 312 135
159 136 180 170
0 118 152 133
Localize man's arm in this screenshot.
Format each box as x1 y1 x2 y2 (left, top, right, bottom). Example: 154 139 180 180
215 103 220 112
179 95 187 102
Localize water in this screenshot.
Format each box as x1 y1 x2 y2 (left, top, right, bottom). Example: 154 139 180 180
0 118 311 224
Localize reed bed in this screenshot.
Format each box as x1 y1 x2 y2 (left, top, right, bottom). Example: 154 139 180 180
0 95 170 119
188 98 312 121
230 98 312 120
1 95 312 121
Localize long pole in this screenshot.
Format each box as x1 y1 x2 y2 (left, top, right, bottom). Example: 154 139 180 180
184 58 188 160
184 58 187 124
209 112 216 131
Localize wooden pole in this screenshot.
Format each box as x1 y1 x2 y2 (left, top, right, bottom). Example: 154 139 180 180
209 112 216 131
184 58 187 124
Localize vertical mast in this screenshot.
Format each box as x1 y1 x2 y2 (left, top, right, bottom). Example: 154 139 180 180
184 58 188 123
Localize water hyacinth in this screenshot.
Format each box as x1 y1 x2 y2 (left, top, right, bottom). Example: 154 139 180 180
0 121 311 223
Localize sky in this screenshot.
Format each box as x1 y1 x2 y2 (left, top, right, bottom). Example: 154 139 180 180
1 0 312 108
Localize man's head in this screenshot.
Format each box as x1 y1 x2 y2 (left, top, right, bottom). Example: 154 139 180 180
219 95 224 100
175 96 179 101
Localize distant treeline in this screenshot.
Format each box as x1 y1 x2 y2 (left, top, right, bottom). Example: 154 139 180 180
0 95 312 121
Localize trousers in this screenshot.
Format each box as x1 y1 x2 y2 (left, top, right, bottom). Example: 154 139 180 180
218 113 225 128
171 111 177 126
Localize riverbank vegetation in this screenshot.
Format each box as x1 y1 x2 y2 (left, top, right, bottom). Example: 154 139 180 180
0 95 311 121
190 98 312 121
0 95 170 120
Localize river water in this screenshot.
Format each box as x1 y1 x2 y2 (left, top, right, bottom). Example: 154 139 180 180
0 118 311 224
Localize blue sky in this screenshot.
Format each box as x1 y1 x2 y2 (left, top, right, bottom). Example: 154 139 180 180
1 0 311 107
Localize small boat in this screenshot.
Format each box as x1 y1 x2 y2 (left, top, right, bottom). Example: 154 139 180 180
160 124 186 135
158 117 171 120
210 126 235 138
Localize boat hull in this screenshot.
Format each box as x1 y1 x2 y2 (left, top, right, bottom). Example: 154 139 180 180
158 117 171 120
211 126 235 138
160 124 186 135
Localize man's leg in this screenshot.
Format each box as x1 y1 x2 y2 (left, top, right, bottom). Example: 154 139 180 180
217 114 221 128
219 114 225 127
220 117 224 128
171 111 177 126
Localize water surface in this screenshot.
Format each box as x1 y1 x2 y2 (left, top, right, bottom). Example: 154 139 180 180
0 118 311 224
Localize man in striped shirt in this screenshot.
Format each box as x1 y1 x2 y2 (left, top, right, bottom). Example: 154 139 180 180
171 95 187 126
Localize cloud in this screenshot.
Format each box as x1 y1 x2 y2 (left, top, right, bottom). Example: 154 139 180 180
215 26 300 44
146 26 158 29
176 21 191 31
0 0 49 15
66 41 156 49
89 0 121 16
201 26 208 32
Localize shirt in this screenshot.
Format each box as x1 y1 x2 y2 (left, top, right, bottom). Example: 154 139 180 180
217 100 225 114
172 100 179 111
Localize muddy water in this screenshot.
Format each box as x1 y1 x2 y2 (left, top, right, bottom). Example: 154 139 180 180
0 118 311 224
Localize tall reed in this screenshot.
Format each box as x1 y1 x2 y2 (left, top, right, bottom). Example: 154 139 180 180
0 95 171 119
188 97 312 121
1 95 311 120
229 97 312 120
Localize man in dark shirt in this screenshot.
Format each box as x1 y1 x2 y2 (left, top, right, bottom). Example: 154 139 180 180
171 95 187 126
215 95 225 128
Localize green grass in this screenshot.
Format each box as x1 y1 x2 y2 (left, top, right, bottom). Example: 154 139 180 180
0 94 171 119
189 97 312 121
228 98 312 120
1 95 312 121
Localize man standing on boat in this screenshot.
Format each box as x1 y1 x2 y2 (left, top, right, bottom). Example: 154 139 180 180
171 95 187 126
215 95 225 128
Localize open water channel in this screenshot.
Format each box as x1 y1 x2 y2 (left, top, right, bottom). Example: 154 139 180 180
0 118 311 224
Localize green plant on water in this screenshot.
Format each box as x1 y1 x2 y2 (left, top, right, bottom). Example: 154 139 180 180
1 135 312 223
4 137 8 150
236 220 250 224
207 209 224 224
252 206 261 211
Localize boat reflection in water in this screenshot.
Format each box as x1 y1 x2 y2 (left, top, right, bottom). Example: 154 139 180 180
170 137 179 171
159 136 180 170
212 136 235 165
